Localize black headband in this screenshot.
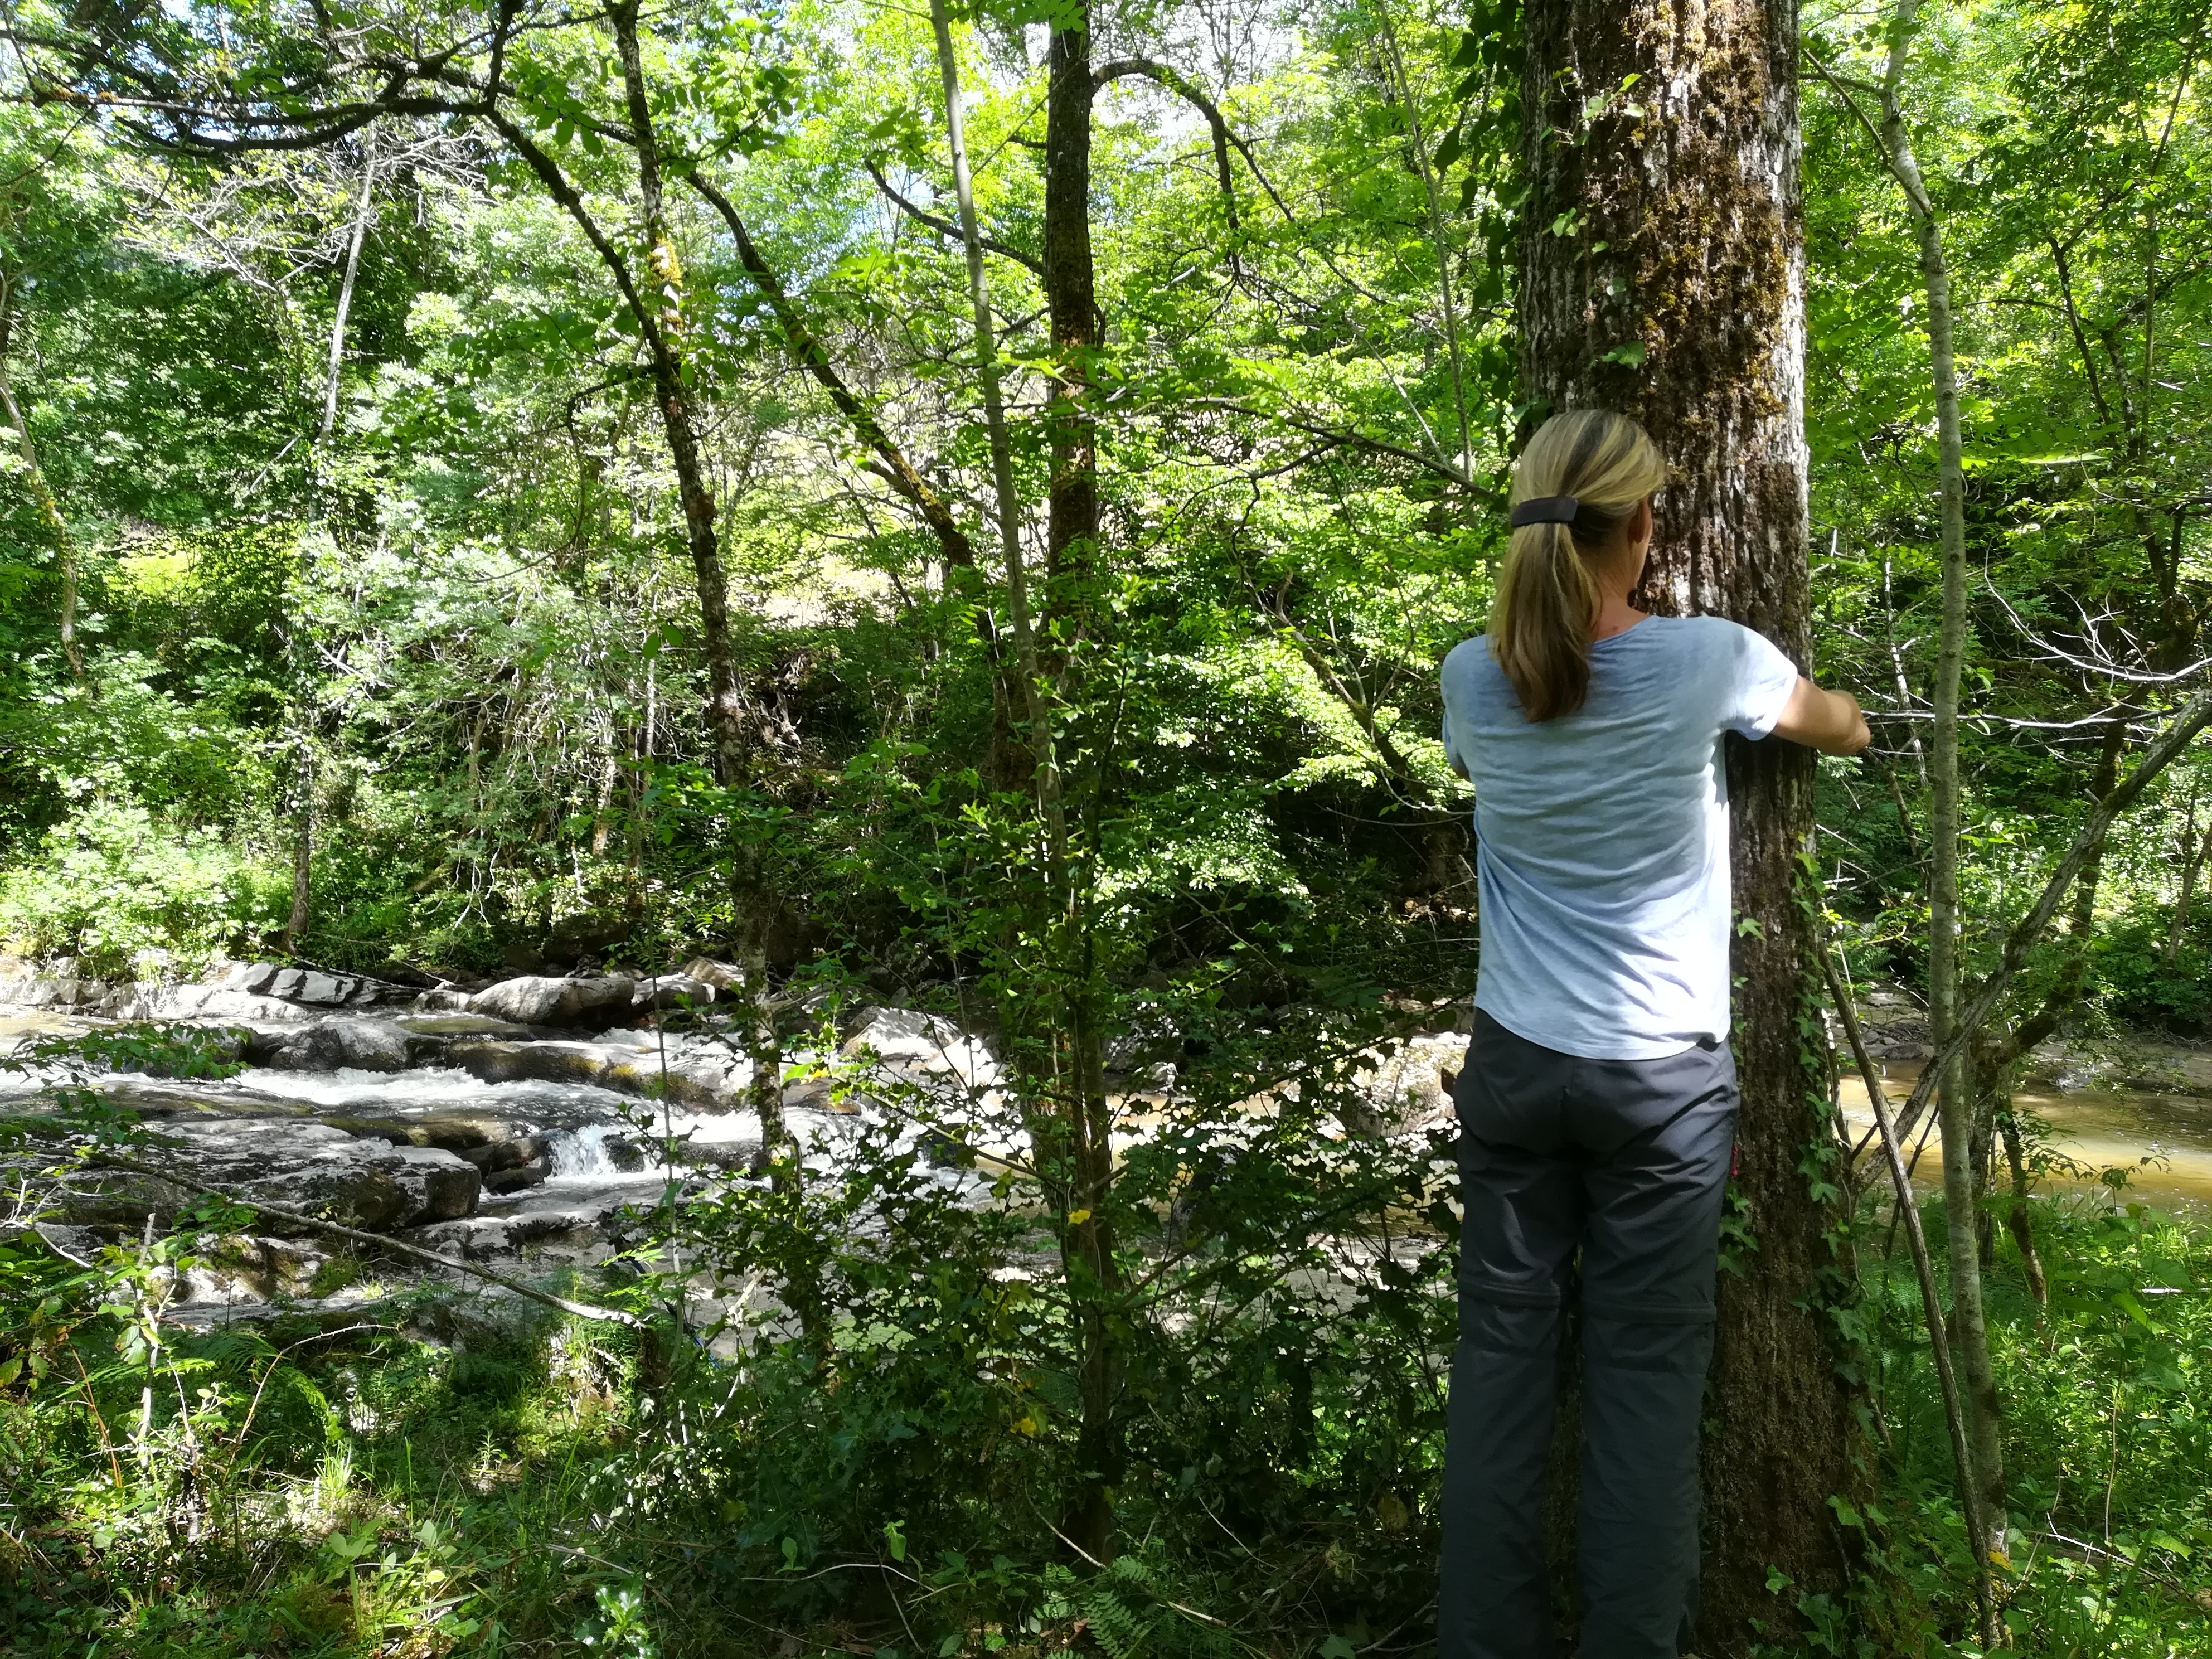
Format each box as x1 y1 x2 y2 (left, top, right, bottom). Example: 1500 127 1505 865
1510 495 1580 527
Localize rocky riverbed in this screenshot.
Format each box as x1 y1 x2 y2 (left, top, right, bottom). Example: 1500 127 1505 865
0 956 1467 1336
9 956 2208 1336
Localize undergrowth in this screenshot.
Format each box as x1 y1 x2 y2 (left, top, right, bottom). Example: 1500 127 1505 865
2 1184 2208 1657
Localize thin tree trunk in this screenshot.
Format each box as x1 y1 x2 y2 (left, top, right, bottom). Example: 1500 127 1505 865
283 135 380 956
2166 785 2204 963
0 286 85 684
1375 0 1472 476
1038 2 1123 1565
928 0 1060 810
604 2 748 788
1520 1 1854 1643
1823 949 1997 1648
1998 1107 2046 1309
1835 0 2010 1563
600 2 792 1176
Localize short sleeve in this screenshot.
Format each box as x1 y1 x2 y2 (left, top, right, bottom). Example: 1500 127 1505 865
1721 624 1801 739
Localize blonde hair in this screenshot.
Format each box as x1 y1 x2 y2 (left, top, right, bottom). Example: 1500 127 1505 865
1490 410 1667 721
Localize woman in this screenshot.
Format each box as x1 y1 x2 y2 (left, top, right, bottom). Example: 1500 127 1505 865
1436 410 1868 1659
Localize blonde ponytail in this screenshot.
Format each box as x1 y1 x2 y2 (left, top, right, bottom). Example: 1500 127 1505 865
1490 410 1667 721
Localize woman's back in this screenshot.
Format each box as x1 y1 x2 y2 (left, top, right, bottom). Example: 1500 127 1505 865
1440 614 1797 1060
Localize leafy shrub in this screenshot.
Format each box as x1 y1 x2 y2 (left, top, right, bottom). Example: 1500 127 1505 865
0 799 288 974
2087 904 2211 1036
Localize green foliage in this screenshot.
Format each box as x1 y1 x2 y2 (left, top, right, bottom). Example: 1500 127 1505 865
0 799 288 974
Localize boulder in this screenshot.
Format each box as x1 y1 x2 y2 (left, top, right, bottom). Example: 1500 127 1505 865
391 1145 481 1222
842 1007 999 1086
1347 1034 1464 1135
130 982 321 1022
467 975 637 1028
459 1135 551 1175
484 1155 552 1195
445 1037 730 1107
633 974 718 1011
394 1011 535 1039
64 1118 480 1232
678 955 745 991
321 1114 498 1153
248 1017 448 1073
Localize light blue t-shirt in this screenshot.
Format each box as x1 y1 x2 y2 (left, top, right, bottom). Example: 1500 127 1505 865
1440 615 1800 1060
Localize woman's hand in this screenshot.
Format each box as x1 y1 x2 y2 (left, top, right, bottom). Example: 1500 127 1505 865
1772 677 1872 756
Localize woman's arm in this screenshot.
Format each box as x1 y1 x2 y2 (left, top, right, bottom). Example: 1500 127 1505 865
1770 677 1872 755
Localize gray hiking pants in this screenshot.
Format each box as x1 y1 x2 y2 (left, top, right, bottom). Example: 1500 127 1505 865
1438 1010 1739 1659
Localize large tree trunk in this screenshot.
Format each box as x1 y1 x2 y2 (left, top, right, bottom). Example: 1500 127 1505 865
1520 1 1856 1648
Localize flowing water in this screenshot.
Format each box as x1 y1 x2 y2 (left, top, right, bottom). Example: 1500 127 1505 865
1841 1063 2212 1215
9 1002 2209 1216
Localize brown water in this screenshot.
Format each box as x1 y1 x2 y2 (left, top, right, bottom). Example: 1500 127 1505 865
1840 1065 2212 1214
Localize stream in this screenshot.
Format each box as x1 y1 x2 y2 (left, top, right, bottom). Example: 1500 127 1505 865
1840 1066 2212 1214
4 967 2208 1334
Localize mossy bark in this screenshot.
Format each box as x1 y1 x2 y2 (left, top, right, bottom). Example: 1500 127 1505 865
1518 1 1857 1647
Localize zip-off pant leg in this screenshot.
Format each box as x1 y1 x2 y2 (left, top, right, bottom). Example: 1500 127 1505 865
1438 1012 1738 1659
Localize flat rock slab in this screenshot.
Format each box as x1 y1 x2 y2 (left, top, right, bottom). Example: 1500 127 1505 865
70 1118 481 1233
394 1012 537 1039
411 1180 652 1263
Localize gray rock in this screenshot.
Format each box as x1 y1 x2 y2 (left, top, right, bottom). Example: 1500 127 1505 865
323 1114 499 1153
633 974 718 1011
65 1118 480 1233
391 1145 480 1221
678 955 745 991
131 982 320 1022
467 975 638 1028
460 1135 551 1175
290 971 360 1006
445 1037 729 1107
249 1017 448 1073
484 1155 552 1195
394 1011 535 1039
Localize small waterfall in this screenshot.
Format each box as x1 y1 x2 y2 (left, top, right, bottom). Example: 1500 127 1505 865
549 1123 629 1179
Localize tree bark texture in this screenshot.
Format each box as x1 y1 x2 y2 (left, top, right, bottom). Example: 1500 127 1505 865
1044 18 1101 604
1519 1 1855 1647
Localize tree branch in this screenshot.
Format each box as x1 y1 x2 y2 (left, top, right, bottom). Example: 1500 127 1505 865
1093 58 1239 239
864 159 1045 279
1886 682 2212 1140
683 171 987 579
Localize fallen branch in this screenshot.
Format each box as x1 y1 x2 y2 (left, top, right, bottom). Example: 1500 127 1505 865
81 1151 648 1329
2035 1529 2212 1616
